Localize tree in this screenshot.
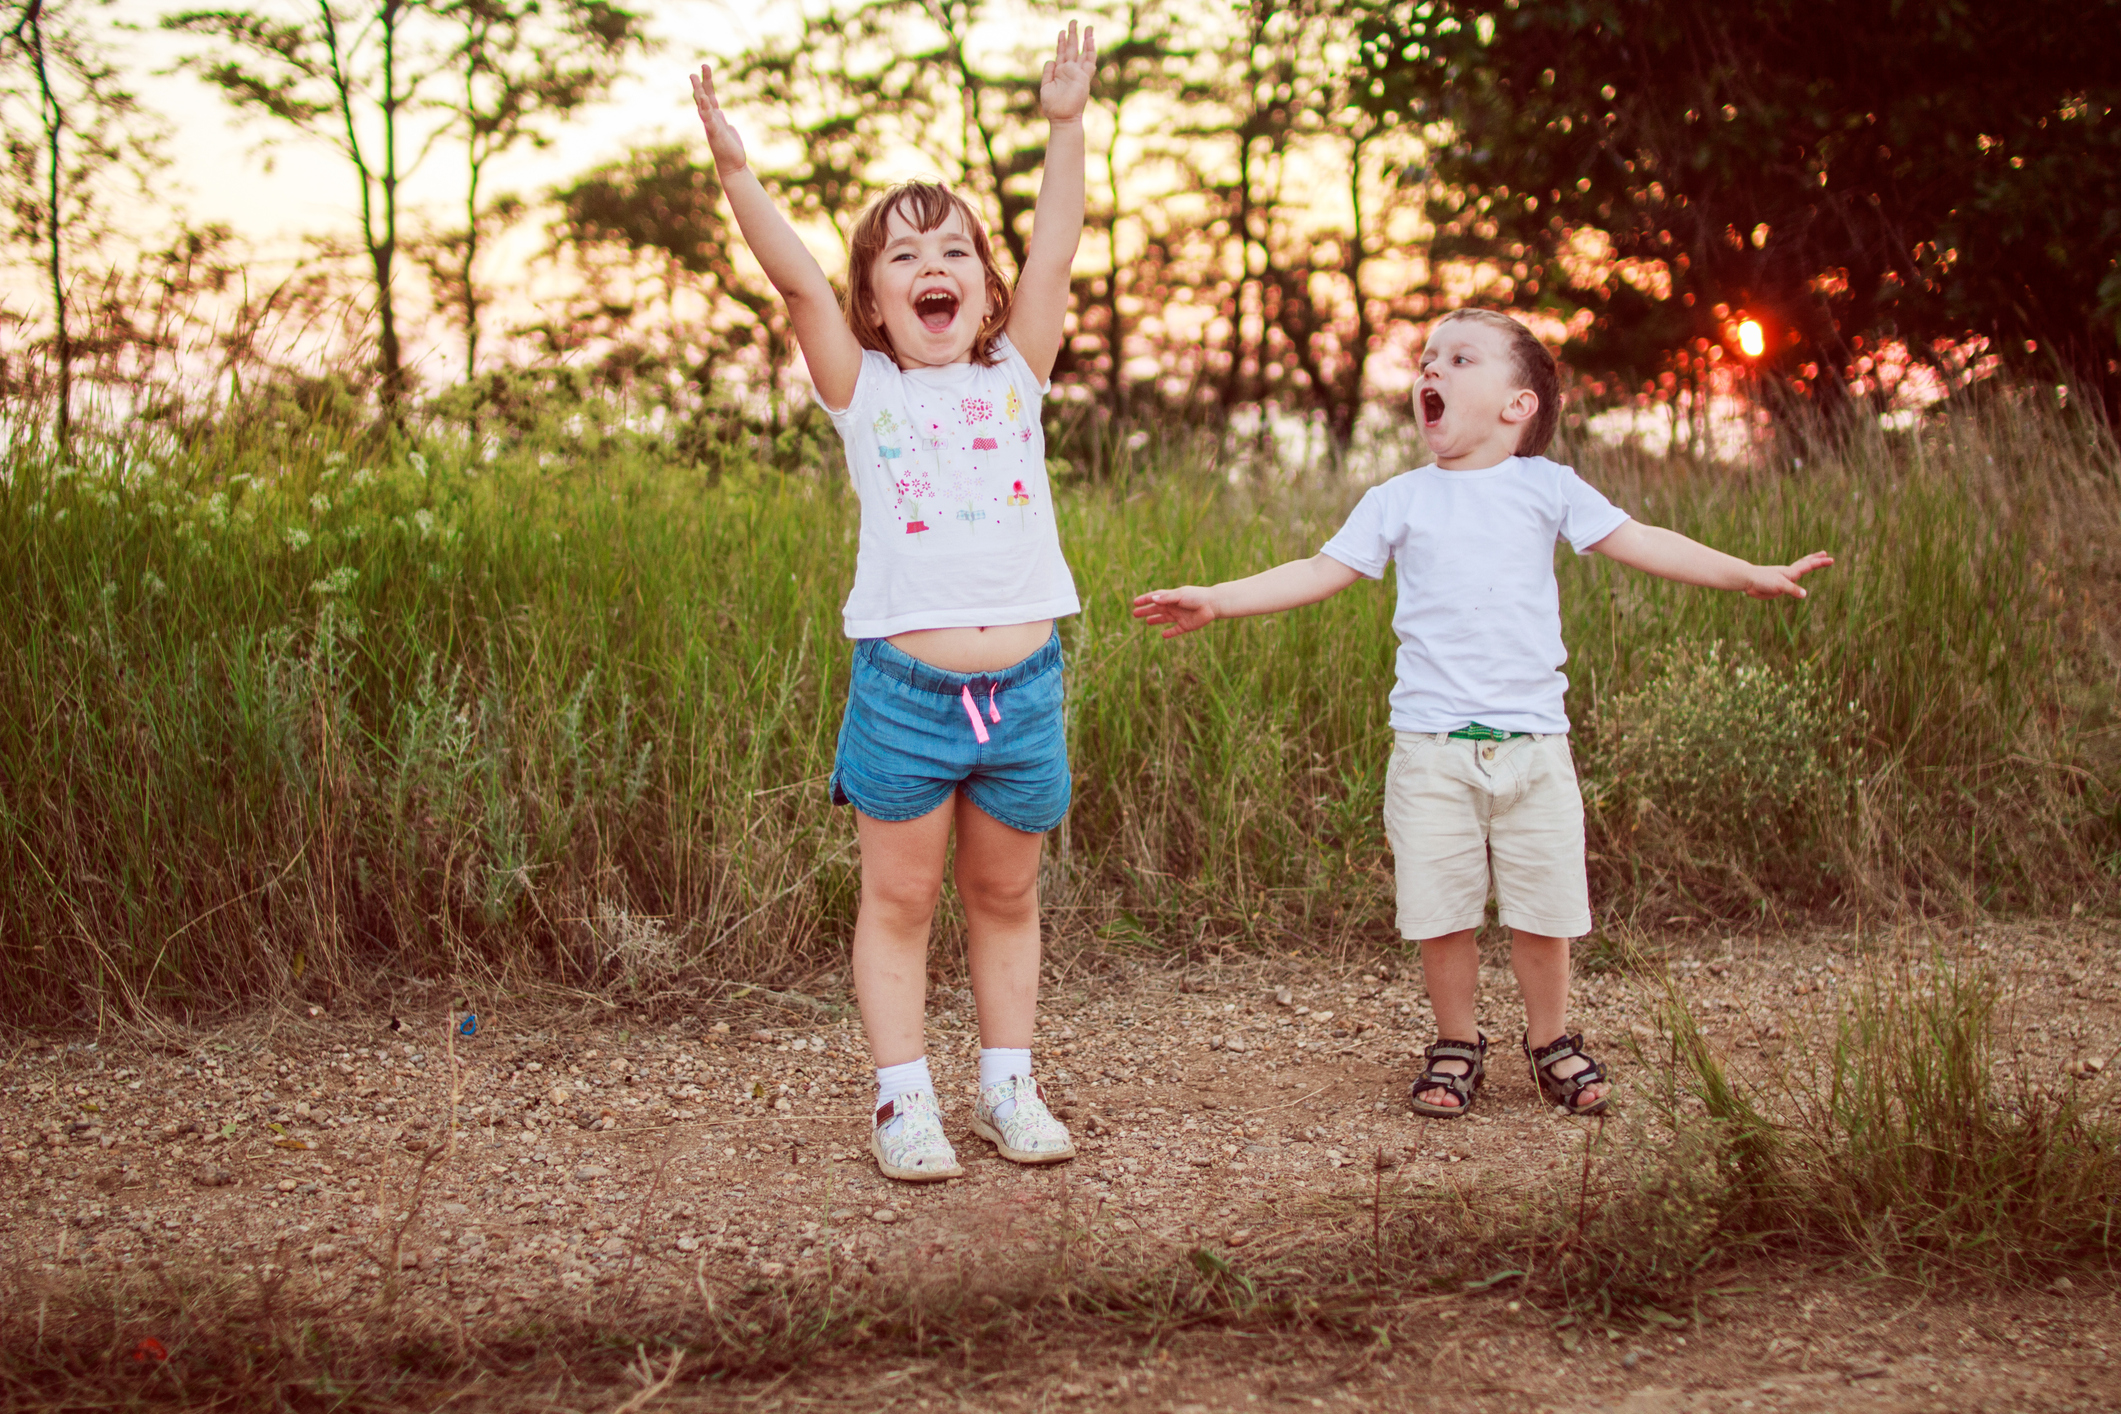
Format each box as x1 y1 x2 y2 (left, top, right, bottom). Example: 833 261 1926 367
166 0 455 411
1357 0 2121 425
1 0 152 449
422 0 650 380
542 143 795 417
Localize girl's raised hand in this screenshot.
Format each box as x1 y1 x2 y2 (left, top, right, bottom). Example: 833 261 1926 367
690 65 749 173
1039 20 1098 123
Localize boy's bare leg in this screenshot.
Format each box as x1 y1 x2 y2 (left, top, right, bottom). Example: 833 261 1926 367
1416 928 1482 1108
1510 928 1608 1107
953 794 1044 1051
852 805 955 1068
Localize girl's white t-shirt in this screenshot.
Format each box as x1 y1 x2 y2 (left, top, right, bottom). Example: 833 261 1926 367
821 336 1081 639
1320 455 1631 735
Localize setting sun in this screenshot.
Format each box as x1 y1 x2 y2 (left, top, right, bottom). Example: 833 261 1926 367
1738 319 1766 358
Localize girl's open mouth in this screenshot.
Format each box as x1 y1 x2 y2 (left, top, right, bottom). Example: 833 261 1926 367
915 289 960 331
1420 387 1445 424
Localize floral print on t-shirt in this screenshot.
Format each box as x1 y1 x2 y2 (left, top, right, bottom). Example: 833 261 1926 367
861 363 1045 544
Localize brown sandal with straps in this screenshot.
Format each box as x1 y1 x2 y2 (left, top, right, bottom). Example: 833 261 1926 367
1409 1035 1488 1117
1525 1032 1612 1115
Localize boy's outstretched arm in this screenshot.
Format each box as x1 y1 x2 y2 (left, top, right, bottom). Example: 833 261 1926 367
1132 554 1363 637
1006 21 1097 383
1589 521 1834 598
690 65 863 410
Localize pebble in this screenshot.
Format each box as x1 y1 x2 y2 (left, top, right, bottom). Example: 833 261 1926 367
676 1235 700 1252
575 1165 610 1182
548 1087 571 1107
757 1260 786 1277
710 1022 730 1034
751 1030 775 1043
871 1208 899 1224
194 1163 233 1188
598 1237 627 1257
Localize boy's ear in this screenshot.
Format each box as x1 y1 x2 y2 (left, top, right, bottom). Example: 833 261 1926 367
1500 387 1539 427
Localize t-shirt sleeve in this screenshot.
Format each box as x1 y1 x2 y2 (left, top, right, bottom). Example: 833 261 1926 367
993 334 1051 396
1319 485 1396 579
1557 467 1632 554
813 350 896 422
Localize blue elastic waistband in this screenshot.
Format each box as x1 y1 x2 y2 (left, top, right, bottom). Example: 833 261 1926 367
855 629 1062 696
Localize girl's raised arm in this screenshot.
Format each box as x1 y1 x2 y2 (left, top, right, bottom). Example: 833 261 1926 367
1006 22 1097 384
691 65 864 410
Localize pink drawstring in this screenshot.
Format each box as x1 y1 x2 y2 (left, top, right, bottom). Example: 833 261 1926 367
960 683 1004 743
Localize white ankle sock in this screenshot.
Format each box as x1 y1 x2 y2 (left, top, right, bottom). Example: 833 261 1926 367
874 1056 933 1135
979 1047 1032 1120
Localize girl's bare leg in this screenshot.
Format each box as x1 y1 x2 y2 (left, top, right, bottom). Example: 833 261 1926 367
851 803 955 1068
953 795 1044 1050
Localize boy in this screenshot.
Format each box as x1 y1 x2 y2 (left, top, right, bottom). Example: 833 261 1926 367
1132 310 1832 1116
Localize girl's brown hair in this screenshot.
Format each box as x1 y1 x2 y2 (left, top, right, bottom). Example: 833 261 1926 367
1435 308 1562 457
843 181 1013 368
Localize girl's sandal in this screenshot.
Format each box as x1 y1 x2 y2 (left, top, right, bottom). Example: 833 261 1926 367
1525 1032 1612 1116
1408 1035 1488 1117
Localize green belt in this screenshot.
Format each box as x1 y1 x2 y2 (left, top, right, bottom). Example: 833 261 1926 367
1446 722 1524 742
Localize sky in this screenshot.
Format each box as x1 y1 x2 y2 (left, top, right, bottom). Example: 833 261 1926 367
112 0 748 256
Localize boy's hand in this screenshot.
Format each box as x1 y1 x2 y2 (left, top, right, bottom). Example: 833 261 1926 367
1743 551 1836 599
1132 587 1217 637
1039 20 1097 123
690 65 749 173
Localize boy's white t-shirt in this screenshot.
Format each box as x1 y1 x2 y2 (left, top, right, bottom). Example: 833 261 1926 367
821 336 1081 639
1320 455 1630 735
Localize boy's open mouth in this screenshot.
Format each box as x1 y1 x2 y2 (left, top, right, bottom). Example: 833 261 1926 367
1420 387 1445 424
914 289 960 332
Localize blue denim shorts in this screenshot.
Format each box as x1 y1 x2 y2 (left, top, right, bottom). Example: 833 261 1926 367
830 631 1071 834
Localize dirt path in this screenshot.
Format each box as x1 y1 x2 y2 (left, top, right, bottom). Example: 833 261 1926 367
4 923 2118 1410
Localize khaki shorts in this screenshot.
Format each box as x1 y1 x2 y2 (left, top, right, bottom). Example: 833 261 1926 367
1382 731 1593 941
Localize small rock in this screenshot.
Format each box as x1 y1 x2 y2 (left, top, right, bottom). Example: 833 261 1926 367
294 1101 312 1120
2052 1275 2076 1292
1224 1037 1249 1054
1207 1035 1225 1050
1227 1229 1252 1246
757 1260 786 1278
1312 1010 1334 1023
193 1163 233 1188
830 1209 858 1221
1373 1148 1402 1171
751 1030 775 1043
1621 1352 1641 1369
276 1179 298 1192
574 1164 610 1182
676 1235 700 1252
1274 987 1293 1006
310 1243 339 1262
773 1097 793 1113
599 1237 628 1257
1187 1155 1213 1168
547 1087 571 1107
711 1021 730 1034
871 1208 899 1224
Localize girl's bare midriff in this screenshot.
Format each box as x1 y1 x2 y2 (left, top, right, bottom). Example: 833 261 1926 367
888 620 1053 674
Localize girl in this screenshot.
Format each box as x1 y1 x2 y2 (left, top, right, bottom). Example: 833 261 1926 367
690 25 1097 1182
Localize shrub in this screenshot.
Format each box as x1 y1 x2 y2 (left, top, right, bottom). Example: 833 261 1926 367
1590 642 1865 896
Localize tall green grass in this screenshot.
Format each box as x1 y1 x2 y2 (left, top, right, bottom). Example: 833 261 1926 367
1 393 2117 1021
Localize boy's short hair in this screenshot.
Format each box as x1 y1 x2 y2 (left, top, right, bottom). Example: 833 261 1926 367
1436 309 1561 457
844 180 1013 368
